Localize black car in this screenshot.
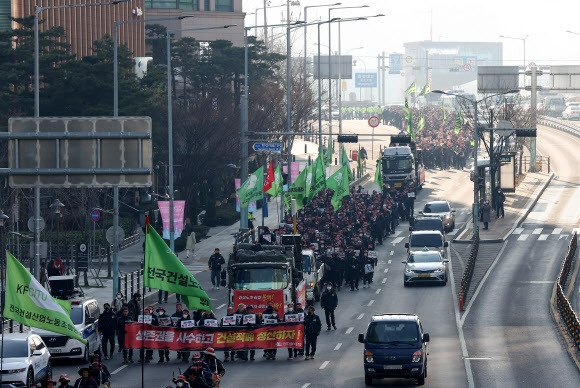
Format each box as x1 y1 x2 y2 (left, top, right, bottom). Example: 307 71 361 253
409 217 445 234
420 200 456 232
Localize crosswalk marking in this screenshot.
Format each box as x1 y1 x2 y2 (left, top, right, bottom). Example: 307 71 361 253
513 228 524 235
532 228 542 235
552 228 562 234
517 234 529 241
538 234 549 241
392 237 404 244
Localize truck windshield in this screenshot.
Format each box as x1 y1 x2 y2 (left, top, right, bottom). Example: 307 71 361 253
302 255 312 272
383 157 412 172
232 268 288 290
367 322 419 344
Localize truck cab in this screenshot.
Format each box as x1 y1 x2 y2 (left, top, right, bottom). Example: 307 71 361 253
301 249 321 304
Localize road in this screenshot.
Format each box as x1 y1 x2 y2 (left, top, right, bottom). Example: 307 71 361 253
50 121 580 387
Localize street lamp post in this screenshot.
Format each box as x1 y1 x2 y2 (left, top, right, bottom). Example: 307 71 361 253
328 5 369 152
50 199 65 261
338 44 363 136
32 0 127 281
167 25 236 251
0 208 9 384
432 89 519 238
499 34 528 84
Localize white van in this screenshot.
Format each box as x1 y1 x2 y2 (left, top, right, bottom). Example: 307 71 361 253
32 298 101 361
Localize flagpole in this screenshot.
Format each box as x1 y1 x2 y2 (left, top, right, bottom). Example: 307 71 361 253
141 222 147 388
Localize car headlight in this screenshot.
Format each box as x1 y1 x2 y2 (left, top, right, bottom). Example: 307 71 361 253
364 350 374 363
412 350 422 363
5 367 27 373
434 266 444 273
405 267 414 273
309 282 314 288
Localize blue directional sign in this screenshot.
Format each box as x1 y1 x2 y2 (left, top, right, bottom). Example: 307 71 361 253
355 73 377 88
389 53 402 74
252 142 283 153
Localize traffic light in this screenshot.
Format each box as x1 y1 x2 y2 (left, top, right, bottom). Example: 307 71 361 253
337 135 358 143
515 128 537 138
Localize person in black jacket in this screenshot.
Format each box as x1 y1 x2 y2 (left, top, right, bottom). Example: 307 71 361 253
156 307 171 363
178 309 195 363
116 307 134 364
320 282 338 330
208 248 226 290
303 306 322 360
127 292 141 321
97 303 116 360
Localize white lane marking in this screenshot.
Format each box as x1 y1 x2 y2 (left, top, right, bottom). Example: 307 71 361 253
513 227 524 235
357 313 365 320
217 304 226 310
465 357 492 360
382 278 387 284
346 327 354 334
538 234 549 241
532 228 542 235
319 361 330 370
301 384 311 388
390 230 402 237
390 251 394 256
368 300 375 306
518 280 553 284
334 343 342 351
388 259 392 264
552 228 562 234
517 234 529 241
111 365 128 375
392 237 404 244
384 268 389 273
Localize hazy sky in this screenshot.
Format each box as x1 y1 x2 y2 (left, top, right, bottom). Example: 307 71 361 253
242 0 580 67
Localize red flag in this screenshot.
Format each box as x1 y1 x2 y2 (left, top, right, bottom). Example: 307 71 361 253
145 215 150 234
263 161 275 193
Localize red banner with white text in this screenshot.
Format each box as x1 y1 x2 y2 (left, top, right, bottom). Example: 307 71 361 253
233 289 285 312
123 322 304 351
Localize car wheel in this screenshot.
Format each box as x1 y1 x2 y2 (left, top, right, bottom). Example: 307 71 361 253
83 344 90 363
404 280 409 287
26 368 34 388
364 375 373 386
46 360 53 380
417 371 425 385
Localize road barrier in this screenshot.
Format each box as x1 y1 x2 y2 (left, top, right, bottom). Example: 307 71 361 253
539 116 580 138
555 232 580 351
458 232 480 311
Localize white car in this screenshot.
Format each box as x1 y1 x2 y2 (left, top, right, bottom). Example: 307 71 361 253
0 333 53 387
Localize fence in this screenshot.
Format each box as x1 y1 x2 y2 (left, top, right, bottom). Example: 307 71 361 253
458 232 480 311
555 232 580 351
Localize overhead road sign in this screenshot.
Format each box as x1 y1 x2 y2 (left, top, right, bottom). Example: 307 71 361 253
253 142 283 153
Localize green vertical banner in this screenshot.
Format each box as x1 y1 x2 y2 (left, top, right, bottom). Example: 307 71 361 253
454 108 464 134
326 164 350 211
405 80 417 95
404 97 413 139
304 162 314 204
374 159 383 189
284 165 307 211
309 154 326 201
266 164 283 197
340 146 354 182
237 167 264 207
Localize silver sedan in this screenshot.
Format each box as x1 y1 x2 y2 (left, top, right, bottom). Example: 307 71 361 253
402 250 449 286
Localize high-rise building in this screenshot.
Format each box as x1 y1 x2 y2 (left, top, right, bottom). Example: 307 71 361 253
10 0 146 58
144 0 244 46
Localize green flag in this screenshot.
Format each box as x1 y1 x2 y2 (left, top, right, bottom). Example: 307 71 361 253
309 154 326 201
454 108 464 134
145 225 211 311
237 167 264 207
357 144 362 176
374 159 383 189
324 144 333 167
405 80 416 95
266 164 282 197
418 81 430 97
417 112 425 133
3 251 87 344
304 162 314 203
404 97 413 139
326 164 350 211
284 165 307 211
441 98 447 124
340 146 354 182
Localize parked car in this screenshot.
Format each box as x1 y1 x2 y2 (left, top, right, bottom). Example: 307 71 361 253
420 200 456 232
0 333 53 387
32 297 101 361
358 314 430 386
562 106 580 120
402 248 449 286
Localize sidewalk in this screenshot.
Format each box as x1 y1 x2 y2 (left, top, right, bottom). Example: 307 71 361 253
454 171 554 243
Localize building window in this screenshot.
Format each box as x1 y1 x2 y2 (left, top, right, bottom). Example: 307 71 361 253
204 0 210 11
215 0 233 12
146 0 199 10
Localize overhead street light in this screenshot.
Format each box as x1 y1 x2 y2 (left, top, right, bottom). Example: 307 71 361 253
499 34 529 85
32 0 128 281
432 89 519 238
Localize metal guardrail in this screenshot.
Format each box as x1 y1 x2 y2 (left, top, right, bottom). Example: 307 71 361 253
458 232 480 311
118 268 145 300
555 232 580 351
539 116 580 138
118 233 140 251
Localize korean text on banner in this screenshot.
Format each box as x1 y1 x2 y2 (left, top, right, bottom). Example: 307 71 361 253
157 200 186 240
233 290 284 312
